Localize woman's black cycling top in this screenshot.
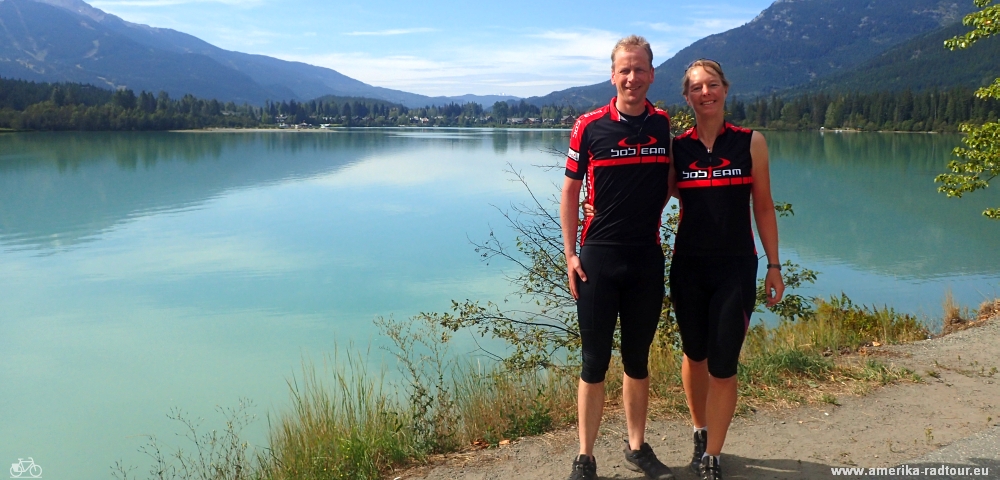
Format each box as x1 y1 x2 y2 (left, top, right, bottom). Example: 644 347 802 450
672 123 757 257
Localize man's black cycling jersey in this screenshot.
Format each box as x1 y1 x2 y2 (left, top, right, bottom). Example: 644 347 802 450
672 123 757 256
565 98 671 247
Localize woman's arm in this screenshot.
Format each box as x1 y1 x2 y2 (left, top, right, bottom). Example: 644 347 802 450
750 131 784 307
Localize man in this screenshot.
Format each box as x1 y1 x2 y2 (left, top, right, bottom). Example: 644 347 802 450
560 35 674 480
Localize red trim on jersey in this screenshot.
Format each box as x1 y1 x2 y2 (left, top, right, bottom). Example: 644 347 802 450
677 127 697 140
609 98 621 122
569 107 608 153
726 123 752 134
653 107 670 122
677 123 748 142
618 136 658 148
566 157 578 173
592 156 670 167
676 176 753 189
581 160 596 245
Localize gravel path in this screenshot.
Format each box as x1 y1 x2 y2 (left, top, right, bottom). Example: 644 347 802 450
398 319 1000 480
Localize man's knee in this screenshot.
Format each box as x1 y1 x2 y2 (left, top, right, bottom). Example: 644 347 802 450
622 357 650 381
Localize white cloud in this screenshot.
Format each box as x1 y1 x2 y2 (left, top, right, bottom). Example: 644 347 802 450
344 28 437 36
275 28 621 97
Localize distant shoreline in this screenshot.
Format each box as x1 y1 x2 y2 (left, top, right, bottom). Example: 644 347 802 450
176 126 574 133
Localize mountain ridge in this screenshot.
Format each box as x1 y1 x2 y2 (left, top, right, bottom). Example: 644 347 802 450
0 0 518 107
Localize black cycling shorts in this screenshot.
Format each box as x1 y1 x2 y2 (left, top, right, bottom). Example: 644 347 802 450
669 255 758 379
576 245 665 384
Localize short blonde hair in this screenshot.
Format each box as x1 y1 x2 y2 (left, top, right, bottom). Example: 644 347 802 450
682 59 729 96
611 35 654 68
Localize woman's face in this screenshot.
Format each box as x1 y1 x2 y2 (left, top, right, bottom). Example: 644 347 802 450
684 66 728 119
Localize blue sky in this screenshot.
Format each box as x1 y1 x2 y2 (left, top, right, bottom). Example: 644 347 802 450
89 0 776 97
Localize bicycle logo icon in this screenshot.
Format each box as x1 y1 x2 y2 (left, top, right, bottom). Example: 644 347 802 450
9 458 41 478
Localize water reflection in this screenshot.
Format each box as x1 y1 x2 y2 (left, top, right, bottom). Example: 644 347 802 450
767 132 1000 278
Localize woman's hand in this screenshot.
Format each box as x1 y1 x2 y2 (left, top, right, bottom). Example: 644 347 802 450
764 267 785 307
582 203 595 217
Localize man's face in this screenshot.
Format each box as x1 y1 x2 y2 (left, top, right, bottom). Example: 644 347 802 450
611 48 654 106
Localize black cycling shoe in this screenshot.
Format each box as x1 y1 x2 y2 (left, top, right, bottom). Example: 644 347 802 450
700 454 723 480
567 454 597 480
690 429 708 474
623 441 675 479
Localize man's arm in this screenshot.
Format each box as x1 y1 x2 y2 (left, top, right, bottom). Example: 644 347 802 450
750 131 784 307
561 176 587 300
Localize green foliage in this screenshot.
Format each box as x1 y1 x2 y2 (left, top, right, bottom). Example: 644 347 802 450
944 0 1000 51
813 294 930 348
937 0 1000 219
756 260 820 322
494 388 554 442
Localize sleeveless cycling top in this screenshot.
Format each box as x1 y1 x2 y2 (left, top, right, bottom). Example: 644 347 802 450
671 122 757 256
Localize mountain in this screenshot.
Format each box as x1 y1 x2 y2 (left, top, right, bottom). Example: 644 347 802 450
0 0 519 107
529 0 975 108
786 21 1000 94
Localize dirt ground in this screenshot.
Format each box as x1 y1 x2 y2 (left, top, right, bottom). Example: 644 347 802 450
396 317 1000 479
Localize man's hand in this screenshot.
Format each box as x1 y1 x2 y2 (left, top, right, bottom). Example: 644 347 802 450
582 203 595 218
567 254 588 300
764 268 785 307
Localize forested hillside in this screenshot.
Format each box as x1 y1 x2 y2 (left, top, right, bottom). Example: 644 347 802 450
789 21 1000 94
530 0 974 108
717 88 1000 132
0 78 261 130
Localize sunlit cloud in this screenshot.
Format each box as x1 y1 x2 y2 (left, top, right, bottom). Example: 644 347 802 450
276 28 621 97
344 28 437 36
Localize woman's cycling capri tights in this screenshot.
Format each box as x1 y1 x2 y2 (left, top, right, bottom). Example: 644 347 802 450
669 254 758 379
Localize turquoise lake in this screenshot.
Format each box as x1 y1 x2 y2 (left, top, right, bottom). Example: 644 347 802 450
1 129 998 478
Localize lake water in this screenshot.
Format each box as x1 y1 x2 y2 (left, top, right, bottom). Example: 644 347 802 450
1 129 998 479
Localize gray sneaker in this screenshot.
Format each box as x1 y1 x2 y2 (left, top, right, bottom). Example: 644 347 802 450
690 429 708 474
623 441 675 479
568 454 597 480
700 454 722 480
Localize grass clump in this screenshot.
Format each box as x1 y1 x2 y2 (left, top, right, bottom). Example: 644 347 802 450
747 294 929 357
262 354 414 480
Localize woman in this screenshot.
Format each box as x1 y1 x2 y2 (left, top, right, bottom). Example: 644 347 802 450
670 59 784 480
585 59 785 480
